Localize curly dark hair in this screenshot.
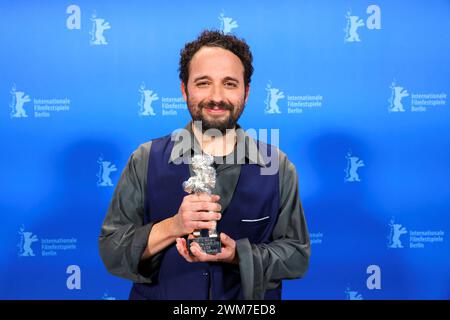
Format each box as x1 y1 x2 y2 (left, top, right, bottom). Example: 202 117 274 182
179 30 254 88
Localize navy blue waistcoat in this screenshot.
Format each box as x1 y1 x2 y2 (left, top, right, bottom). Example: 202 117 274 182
129 135 280 300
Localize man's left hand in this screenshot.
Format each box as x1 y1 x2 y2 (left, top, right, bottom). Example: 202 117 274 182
175 232 238 264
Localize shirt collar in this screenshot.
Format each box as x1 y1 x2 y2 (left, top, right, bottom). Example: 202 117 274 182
168 121 268 167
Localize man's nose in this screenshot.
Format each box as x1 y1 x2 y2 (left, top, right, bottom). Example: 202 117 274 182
209 84 225 103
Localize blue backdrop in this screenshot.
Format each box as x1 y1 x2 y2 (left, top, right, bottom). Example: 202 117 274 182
1 0 449 300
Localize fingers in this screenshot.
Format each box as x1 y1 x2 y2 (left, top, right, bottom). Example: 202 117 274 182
218 233 237 263
190 220 216 230
175 238 194 262
189 241 231 262
175 238 215 262
191 211 221 221
188 201 222 213
176 194 222 235
177 236 236 263
189 242 217 261
186 194 220 203
175 213 219 236
220 232 233 246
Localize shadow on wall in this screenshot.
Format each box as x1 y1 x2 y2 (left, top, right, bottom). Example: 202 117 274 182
48 138 129 298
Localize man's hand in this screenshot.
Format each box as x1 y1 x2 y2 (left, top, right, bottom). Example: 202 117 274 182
141 193 221 260
175 233 238 264
172 193 222 237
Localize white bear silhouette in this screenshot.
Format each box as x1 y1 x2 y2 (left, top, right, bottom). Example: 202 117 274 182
21 231 38 256
345 153 365 182
390 86 409 112
346 16 365 42
139 88 158 116
219 13 238 35
98 161 117 186
265 87 285 114
11 91 31 118
390 223 407 248
91 17 111 45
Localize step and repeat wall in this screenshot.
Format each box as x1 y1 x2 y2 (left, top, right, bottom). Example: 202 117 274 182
1 0 449 300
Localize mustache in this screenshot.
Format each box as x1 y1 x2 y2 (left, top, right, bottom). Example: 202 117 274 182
199 100 234 111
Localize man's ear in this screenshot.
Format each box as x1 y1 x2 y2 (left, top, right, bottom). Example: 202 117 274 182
244 85 250 104
181 82 188 101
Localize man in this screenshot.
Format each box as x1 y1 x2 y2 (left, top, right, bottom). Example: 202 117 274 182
99 30 310 300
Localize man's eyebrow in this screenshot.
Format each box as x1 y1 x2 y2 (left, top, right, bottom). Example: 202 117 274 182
223 76 239 83
193 75 211 82
193 75 240 83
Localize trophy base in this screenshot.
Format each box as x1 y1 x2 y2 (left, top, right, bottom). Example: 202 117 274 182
188 236 222 255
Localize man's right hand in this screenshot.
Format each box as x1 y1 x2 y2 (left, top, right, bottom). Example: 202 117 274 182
172 193 222 237
141 193 222 260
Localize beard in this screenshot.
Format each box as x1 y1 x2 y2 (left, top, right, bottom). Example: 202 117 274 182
187 96 245 134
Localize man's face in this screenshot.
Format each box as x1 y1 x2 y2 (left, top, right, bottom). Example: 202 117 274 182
181 46 249 133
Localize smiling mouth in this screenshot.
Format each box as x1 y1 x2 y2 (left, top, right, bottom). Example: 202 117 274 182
204 106 229 114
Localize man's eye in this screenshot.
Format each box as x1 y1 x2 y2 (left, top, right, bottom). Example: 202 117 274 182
197 82 209 87
225 82 237 88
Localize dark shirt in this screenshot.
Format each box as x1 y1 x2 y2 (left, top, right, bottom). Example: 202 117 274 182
98 122 310 299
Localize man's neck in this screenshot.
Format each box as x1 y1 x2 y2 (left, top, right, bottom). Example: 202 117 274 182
191 122 237 157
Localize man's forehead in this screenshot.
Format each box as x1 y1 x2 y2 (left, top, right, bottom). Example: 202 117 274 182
189 46 244 77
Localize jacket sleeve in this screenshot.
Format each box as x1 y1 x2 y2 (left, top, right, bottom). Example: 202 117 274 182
98 142 162 283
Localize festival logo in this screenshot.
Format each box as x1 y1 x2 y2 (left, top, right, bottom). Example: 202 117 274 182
345 150 365 182
264 81 323 115
219 10 238 34
388 80 409 112
388 217 408 248
10 85 31 118
18 225 39 257
138 83 158 116
387 217 444 249
264 82 285 114
388 79 446 113
344 5 381 43
90 11 111 45
97 156 117 187
345 287 363 300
